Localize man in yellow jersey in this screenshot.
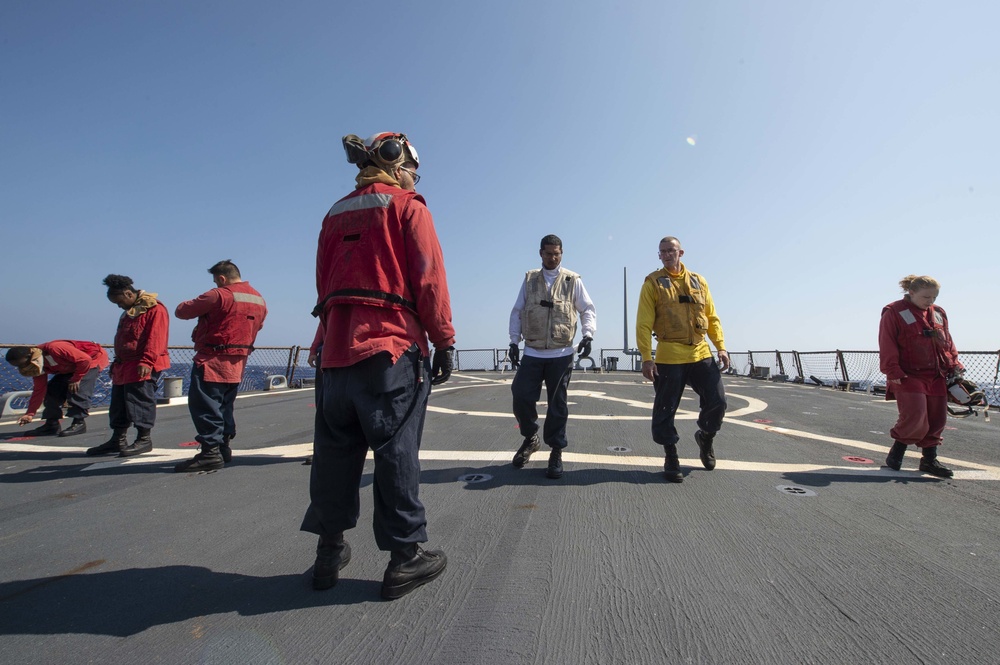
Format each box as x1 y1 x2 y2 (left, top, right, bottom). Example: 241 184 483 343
636 236 729 483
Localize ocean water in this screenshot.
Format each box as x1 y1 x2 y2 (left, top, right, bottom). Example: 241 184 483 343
0 361 318 410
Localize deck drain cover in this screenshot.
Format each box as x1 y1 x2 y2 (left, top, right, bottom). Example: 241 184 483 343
458 473 492 484
843 456 873 464
607 446 632 453
776 485 816 497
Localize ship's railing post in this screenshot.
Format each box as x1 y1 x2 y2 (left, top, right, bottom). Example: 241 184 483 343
287 346 300 385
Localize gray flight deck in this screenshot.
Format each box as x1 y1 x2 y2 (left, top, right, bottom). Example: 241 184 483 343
1 373 998 664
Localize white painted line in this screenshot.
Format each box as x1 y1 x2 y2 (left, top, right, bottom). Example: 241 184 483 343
2 440 996 480
723 418 994 472
428 390 768 420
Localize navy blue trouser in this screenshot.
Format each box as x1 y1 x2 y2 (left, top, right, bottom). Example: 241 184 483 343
511 353 575 449
40 367 101 421
109 372 160 430
652 357 727 447
188 365 237 449
301 347 430 553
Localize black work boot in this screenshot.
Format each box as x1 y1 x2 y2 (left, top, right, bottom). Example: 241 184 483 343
119 428 153 457
695 430 717 470
220 433 234 463
58 418 87 437
512 434 540 468
381 545 447 600
885 441 907 470
546 446 564 479
663 444 683 483
174 446 225 472
25 419 61 437
87 428 128 456
918 446 954 478
313 534 352 590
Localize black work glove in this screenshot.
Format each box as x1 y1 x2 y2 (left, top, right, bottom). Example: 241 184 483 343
430 346 455 385
577 336 592 358
508 343 520 369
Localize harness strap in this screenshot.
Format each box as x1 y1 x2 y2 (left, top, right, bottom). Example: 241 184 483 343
312 289 417 318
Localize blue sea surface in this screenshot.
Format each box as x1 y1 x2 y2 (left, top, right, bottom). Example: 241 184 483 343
0 361 318 410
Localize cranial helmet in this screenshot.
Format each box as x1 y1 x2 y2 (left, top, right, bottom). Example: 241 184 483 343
946 376 989 418
342 132 419 173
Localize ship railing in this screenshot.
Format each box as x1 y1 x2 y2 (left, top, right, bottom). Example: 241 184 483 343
3 345 998 408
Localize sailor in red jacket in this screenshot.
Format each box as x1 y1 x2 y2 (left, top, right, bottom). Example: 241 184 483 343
301 132 455 601
86 274 171 458
174 259 267 472
4 340 110 437
879 274 961 478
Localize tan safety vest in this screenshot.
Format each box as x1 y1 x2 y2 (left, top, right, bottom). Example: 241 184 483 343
645 268 709 345
520 268 580 349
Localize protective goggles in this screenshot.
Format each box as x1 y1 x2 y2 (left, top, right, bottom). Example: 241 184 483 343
342 133 419 170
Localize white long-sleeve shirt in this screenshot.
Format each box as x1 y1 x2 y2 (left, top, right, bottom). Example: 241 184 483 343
508 266 597 358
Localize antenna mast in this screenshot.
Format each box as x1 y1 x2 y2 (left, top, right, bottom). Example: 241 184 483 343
623 266 628 353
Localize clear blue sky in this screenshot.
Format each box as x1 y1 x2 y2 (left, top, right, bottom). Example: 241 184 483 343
2 1 997 352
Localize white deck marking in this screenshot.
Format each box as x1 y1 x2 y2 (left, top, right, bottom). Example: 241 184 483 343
428 389 767 420
3 379 994 478
429 377 996 476
1 441 995 479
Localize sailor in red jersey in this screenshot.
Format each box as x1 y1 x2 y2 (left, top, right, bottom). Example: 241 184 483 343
879 274 962 478
174 260 267 472
302 132 455 600
85 274 170 458
5 340 109 437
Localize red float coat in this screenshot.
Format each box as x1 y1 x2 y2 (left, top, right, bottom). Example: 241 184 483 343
314 182 455 368
175 282 267 383
111 298 171 385
879 299 962 399
27 341 110 416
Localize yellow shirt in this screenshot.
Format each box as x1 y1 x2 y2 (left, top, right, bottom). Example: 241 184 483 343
636 265 726 364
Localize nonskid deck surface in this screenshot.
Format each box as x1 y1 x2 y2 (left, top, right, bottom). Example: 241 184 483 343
1 374 998 664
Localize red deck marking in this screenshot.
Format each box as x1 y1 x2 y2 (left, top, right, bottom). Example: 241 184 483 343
5 436 36 441
843 456 874 464
753 418 772 424
179 441 200 448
